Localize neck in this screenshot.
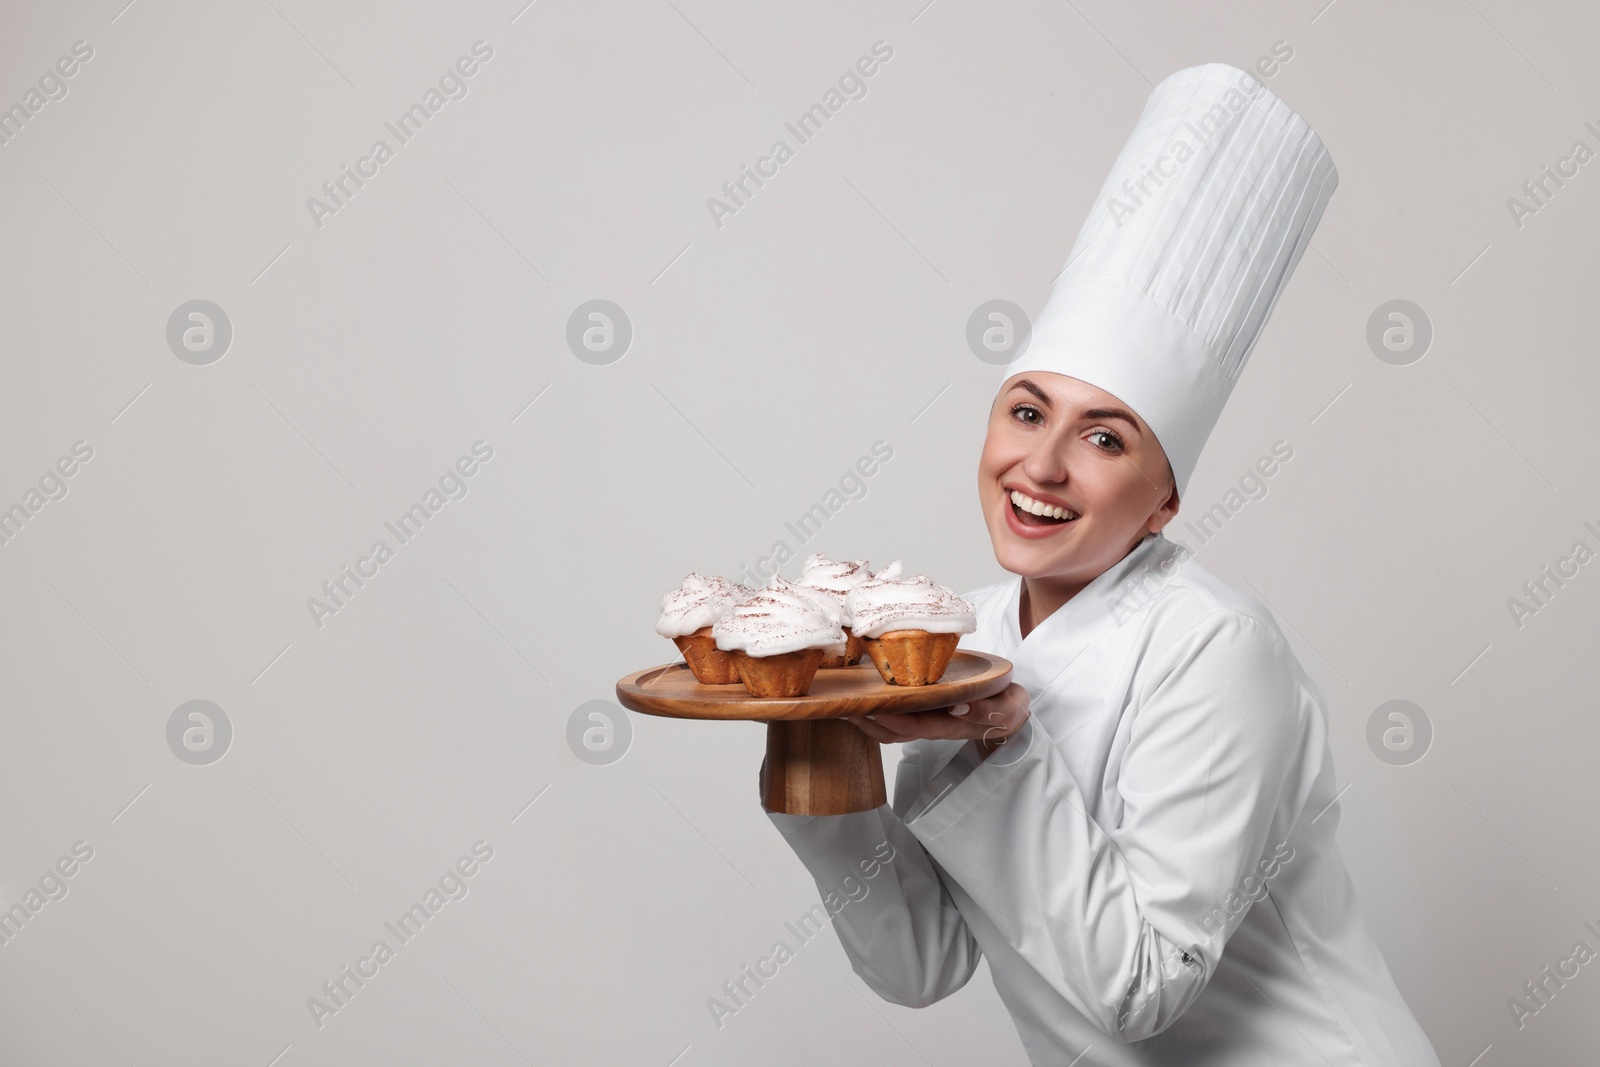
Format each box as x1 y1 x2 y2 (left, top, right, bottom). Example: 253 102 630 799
1017 532 1157 639
1018 575 1083 639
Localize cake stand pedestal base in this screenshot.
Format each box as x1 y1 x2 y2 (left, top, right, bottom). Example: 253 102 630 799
762 718 886 816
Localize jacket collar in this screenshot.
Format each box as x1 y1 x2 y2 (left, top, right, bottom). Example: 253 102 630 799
996 532 1176 695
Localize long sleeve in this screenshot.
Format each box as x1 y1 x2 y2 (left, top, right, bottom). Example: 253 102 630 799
904 609 1321 1042
763 738 986 1008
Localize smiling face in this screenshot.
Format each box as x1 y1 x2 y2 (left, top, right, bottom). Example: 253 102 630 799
978 372 1180 595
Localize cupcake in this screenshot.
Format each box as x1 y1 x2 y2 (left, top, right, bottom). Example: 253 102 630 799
846 564 977 686
711 576 847 697
794 554 875 667
655 573 753 684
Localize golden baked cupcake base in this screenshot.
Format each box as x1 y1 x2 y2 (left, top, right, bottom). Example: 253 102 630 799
729 648 825 697
862 630 961 686
672 627 741 685
817 632 866 669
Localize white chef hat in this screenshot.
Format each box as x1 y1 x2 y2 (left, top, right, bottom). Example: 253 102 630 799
1009 63 1338 500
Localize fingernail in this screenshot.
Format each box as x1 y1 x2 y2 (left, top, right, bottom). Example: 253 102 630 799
864 714 877 720
950 704 969 716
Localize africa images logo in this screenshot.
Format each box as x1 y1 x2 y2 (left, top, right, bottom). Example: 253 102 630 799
705 40 895 229
706 840 897 1030
305 841 495 1030
305 442 494 629
1104 44 1293 229
0 39 94 148
305 41 494 230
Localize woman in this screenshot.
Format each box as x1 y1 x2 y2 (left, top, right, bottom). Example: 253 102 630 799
765 65 1441 1065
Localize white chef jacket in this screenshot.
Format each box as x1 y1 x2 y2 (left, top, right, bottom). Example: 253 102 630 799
766 532 1441 1066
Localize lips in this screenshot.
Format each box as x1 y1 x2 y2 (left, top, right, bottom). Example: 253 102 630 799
1003 485 1079 539
1009 489 1076 521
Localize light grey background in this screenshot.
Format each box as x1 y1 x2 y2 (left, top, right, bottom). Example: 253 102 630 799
1 0 1595 1064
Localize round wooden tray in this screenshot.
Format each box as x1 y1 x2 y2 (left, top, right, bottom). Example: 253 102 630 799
616 651 1013 815
616 651 1012 721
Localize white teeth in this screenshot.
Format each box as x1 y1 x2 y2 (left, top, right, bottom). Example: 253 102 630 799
1010 489 1076 521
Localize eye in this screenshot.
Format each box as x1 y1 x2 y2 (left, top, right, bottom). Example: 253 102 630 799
1088 429 1125 452
1009 403 1043 425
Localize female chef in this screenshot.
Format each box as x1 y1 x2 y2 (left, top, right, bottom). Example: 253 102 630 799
764 64 1442 1065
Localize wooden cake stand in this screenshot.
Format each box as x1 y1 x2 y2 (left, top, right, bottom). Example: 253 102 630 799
615 652 1013 816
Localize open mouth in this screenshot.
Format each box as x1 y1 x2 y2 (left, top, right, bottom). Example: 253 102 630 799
1008 488 1078 528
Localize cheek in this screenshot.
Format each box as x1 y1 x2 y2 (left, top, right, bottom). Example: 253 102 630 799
1092 464 1159 523
1046 462 1125 534
977 428 1008 484
977 444 1000 516
979 418 1029 473
1075 467 1118 510
978 421 1002 459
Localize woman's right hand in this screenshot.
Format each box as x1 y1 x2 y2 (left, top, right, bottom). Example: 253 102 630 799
846 683 1032 759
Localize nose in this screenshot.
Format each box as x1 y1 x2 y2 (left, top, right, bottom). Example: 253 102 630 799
1019 432 1069 487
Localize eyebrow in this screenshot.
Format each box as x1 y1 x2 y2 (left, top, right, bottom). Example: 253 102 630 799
1010 379 1143 434
1015 379 1052 406
1083 408 1143 434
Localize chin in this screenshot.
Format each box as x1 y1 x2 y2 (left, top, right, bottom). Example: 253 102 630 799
995 548 1078 581
987 519 1136 589
985 521 1074 579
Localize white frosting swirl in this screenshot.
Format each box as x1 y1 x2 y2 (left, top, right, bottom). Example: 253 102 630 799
655 573 752 638
795 554 875 624
845 572 977 639
712 575 847 657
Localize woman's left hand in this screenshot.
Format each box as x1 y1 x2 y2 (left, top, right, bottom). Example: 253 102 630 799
847 683 1032 759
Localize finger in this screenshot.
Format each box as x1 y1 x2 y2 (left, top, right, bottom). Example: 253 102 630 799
963 688 1011 717
967 685 1028 727
960 699 1005 730
846 717 887 741
875 708 966 738
847 717 900 744
869 713 931 736
875 712 995 744
864 709 930 736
